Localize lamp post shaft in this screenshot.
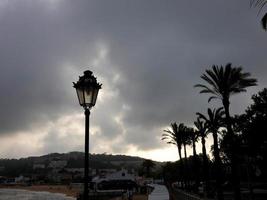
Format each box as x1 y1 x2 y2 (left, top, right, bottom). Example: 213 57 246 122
84 108 90 200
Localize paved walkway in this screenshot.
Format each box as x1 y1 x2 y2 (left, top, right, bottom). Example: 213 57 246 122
148 184 169 200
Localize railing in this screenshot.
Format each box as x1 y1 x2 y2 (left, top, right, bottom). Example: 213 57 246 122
172 188 267 200
77 190 125 200
173 188 202 200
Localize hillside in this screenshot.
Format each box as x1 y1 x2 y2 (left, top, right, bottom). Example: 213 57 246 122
0 152 161 177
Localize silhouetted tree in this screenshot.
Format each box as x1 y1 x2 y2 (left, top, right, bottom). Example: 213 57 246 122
240 88 267 180
246 88 267 152
197 107 225 200
188 127 199 160
162 123 185 163
142 159 155 177
162 122 186 187
194 117 210 195
195 63 257 200
182 125 190 161
182 125 191 189
188 127 200 191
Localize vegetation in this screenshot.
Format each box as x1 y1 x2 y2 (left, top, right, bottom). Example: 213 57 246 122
197 108 225 200
194 117 209 195
162 123 184 166
141 159 156 177
162 123 186 187
162 64 262 200
196 63 257 200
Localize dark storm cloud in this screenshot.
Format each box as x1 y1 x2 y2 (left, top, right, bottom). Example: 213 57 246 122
0 0 266 154
0 1 99 134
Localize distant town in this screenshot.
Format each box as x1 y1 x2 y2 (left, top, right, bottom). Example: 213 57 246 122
0 152 162 186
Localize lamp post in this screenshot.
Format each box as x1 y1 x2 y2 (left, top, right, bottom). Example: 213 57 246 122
73 70 102 200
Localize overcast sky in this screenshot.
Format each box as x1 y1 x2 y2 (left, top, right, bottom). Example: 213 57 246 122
0 0 266 161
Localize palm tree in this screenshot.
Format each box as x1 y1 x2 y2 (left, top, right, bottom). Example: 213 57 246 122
162 122 184 162
194 118 209 167
250 0 267 29
188 127 199 158
195 63 257 200
162 122 186 187
194 117 210 196
181 126 190 162
188 127 200 191
181 125 192 189
197 107 225 200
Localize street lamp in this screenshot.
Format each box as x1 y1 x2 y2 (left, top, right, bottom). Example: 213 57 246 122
73 70 102 200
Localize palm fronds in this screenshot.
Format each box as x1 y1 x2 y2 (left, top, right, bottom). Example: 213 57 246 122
251 0 267 30
195 63 257 102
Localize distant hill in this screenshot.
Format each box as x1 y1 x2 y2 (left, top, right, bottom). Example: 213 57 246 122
0 152 162 177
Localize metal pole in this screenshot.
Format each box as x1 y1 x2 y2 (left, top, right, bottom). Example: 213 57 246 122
84 108 90 200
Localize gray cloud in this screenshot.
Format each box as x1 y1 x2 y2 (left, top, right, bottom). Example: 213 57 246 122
0 0 266 157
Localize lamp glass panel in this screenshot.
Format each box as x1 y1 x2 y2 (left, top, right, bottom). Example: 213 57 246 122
84 87 93 105
92 89 99 106
76 87 85 106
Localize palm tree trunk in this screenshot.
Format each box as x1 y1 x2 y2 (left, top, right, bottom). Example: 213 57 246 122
178 146 183 162
201 135 208 168
201 134 210 197
223 99 233 136
183 143 188 189
193 141 197 157
223 99 241 200
192 141 199 193
178 146 185 189
213 132 224 200
183 143 187 159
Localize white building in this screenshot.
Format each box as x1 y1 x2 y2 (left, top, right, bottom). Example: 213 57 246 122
93 169 135 183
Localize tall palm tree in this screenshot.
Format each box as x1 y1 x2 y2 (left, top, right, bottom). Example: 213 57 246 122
181 126 190 162
197 107 225 200
195 63 257 200
188 127 200 191
188 127 199 158
194 117 210 196
162 122 186 187
194 118 209 167
251 0 267 29
181 125 192 189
